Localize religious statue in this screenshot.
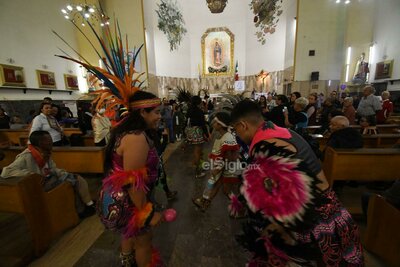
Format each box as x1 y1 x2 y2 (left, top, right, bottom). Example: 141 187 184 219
352 52 369 84
213 41 222 67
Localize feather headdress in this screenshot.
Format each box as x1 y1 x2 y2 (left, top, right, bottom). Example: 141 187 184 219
53 4 153 113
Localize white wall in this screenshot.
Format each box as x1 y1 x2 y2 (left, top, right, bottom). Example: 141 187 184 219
369 0 400 85
283 0 297 70
144 0 192 78
294 0 346 81
0 0 84 100
144 0 290 80
245 0 290 74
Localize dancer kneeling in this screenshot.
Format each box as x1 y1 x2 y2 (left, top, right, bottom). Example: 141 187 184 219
97 92 163 267
192 112 240 212
231 100 364 266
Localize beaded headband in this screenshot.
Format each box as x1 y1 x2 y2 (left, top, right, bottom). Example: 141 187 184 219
130 98 161 110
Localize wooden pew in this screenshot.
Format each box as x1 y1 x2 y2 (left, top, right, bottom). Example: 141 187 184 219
18 134 95 147
0 129 29 146
364 194 400 267
0 174 79 257
0 128 84 146
0 146 105 174
63 128 83 136
314 133 400 150
322 147 400 186
305 124 400 134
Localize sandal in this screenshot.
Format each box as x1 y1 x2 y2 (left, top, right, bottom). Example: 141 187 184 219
192 197 211 212
195 167 206 178
119 252 137 267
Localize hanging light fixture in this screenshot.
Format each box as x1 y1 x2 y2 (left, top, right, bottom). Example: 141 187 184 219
206 0 228 14
61 2 109 27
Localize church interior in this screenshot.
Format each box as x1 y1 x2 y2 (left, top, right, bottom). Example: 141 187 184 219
0 0 399 266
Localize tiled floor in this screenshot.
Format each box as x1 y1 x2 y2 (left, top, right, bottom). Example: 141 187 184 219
0 141 389 266
76 142 387 267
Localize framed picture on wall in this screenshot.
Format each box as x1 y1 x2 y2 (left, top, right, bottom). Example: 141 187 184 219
375 60 394 80
36 70 56 88
201 27 235 76
64 74 79 90
0 64 26 87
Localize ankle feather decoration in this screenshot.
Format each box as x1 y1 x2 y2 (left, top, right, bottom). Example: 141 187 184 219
103 168 148 193
148 247 162 267
228 193 244 217
124 202 154 238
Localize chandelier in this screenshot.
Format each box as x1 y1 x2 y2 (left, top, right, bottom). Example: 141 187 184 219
335 0 351 4
61 2 109 27
206 0 228 13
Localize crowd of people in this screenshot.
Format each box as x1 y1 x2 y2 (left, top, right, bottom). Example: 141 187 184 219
1 85 399 267
258 86 394 137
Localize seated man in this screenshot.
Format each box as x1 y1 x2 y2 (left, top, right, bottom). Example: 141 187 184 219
1 130 96 218
326 115 363 149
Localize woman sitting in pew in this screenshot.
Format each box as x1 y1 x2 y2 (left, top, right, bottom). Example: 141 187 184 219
0 131 96 218
30 102 65 146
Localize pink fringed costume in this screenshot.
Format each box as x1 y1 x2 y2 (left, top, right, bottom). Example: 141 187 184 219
98 132 160 238
235 122 364 267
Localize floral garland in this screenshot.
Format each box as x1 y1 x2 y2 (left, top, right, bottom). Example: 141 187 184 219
250 0 283 45
156 0 187 51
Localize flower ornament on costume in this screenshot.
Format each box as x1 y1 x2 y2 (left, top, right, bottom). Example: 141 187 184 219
228 193 244 217
241 142 315 226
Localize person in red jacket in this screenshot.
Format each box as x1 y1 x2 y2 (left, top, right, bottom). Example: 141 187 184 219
377 91 393 124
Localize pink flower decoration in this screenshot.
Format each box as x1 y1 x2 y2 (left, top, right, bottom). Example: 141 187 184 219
228 193 244 217
241 155 313 224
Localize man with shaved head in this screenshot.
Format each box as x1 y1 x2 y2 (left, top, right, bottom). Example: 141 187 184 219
327 115 363 149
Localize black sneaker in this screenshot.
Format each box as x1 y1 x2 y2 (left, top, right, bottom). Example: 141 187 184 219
166 190 178 201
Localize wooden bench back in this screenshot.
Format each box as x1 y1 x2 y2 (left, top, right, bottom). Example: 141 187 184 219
0 174 79 257
322 147 400 185
0 146 105 173
364 194 400 267
0 128 83 146
315 133 400 150
305 124 400 134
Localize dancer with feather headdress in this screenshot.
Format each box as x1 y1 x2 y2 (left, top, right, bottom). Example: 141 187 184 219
230 100 364 266
54 7 166 267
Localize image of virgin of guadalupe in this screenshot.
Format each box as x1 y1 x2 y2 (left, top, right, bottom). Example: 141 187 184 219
213 41 222 67
208 39 228 73
352 52 369 84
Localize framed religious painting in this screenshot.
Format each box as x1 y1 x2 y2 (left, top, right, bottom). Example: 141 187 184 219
64 74 79 90
375 60 394 80
0 64 26 87
37 70 56 88
201 27 234 76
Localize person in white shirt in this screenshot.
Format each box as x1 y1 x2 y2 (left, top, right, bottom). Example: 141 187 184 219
91 108 111 146
30 102 65 145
